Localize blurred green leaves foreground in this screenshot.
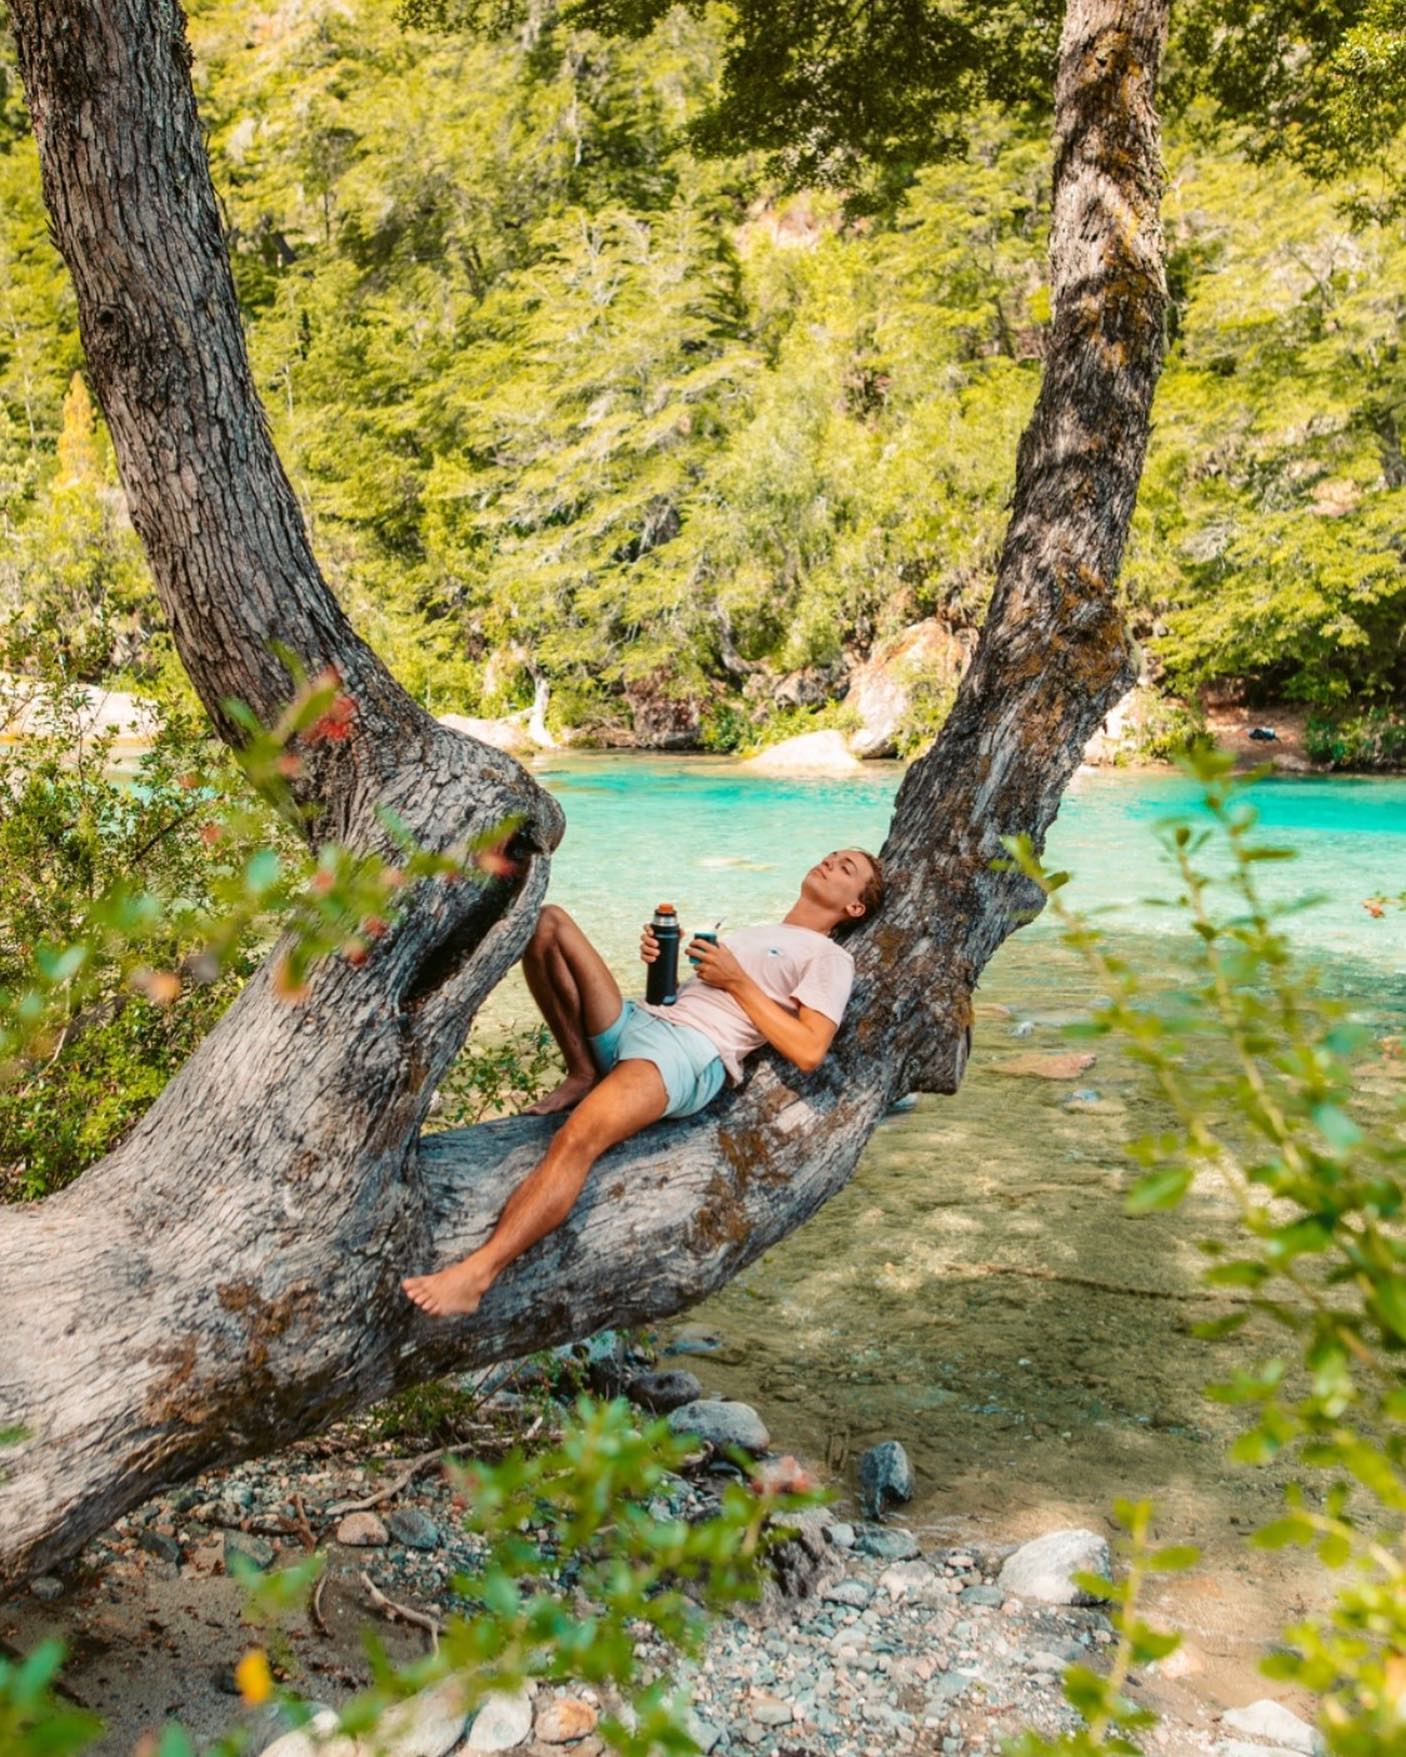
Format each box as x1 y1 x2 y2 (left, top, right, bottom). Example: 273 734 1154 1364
2 1398 817 1757
0 664 521 1197
1006 744 1406 1753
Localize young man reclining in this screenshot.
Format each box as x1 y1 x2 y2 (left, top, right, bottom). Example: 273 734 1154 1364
402 848 884 1319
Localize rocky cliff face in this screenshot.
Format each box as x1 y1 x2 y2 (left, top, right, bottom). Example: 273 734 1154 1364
844 621 973 758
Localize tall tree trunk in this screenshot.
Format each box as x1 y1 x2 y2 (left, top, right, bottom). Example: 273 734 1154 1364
0 0 1169 1591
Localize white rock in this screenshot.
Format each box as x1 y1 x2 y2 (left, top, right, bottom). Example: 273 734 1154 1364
1025 1651 1066 1673
740 730 861 776
258 1708 359 1757
879 1560 941 1603
1219 1742 1308 1757
842 619 971 757
685 1712 723 1754
437 712 533 754
1221 1701 1322 1756
666 1399 770 1453
374 1678 471 1757
749 1691 794 1727
822 1577 873 1607
466 1685 535 1753
996 1529 1112 1604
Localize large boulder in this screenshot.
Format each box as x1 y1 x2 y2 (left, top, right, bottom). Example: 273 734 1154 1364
436 712 534 755
741 730 860 776
666 1398 770 1453
843 620 970 758
997 1528 1112 1604
0 677 161 763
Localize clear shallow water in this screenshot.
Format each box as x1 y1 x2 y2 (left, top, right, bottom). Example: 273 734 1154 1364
501 755 1403 1683
530 755 1406 999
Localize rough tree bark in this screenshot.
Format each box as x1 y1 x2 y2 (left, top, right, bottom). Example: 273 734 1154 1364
0 0 1170 1590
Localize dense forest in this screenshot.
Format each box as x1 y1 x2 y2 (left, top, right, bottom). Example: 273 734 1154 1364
2 0 1404 761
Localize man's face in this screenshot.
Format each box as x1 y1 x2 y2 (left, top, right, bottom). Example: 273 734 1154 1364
803 849 875 920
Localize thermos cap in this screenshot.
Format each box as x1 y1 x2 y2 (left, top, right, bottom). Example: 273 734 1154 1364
655 903 677 914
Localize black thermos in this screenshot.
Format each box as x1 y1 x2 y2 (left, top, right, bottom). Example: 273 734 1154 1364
645 903 681 1006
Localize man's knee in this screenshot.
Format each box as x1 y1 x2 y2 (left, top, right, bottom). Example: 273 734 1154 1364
531 903 573 949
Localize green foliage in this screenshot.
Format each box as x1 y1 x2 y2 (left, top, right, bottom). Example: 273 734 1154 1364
1305 707 1406 771
0 1641 101 1757
1125 143 1406 712
0 685 265 1194
4 11 1404 734
432 1022 562 1127
0 373 153 680
1006 743 1406 1753
894 673 957 757
1171 0 1406 218
1122 693 1207 765
0 668 518 1195
741 699 859 757
400 0 1061 200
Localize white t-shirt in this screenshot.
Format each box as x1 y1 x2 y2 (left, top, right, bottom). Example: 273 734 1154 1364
641 923 855 1084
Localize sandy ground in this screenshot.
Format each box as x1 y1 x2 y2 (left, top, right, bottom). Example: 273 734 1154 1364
1201 705 1315 772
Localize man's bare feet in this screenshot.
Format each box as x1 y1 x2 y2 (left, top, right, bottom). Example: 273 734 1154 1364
402 1256 495 1319
523 1074 597 1115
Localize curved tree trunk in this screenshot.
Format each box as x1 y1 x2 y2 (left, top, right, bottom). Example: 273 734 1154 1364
0 0 1170 1591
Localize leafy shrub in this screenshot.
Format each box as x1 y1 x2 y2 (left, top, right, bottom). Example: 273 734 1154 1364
431 1021 562 1127
1305 707 1406 771
894 673 956 757
0 686 270 1196
1008 744 1406 1754
698 701 754 754
1123 692 1207 764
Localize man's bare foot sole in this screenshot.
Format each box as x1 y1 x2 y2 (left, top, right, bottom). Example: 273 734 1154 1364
402 1261 493 1319
523 1074 597 1115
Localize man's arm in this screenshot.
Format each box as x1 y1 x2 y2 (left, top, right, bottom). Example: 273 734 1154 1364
686 939 838 1073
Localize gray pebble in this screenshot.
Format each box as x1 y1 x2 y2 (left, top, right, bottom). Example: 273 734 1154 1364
627 1369 704 1413
854 1525 921 1562
386 1507 440 1550
823 1578 874 1608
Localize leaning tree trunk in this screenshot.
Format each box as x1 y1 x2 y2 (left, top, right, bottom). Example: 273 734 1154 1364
0 0 1170 1590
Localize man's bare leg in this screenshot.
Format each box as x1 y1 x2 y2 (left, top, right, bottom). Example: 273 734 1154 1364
521 905 626 1114
403 1059 668 1317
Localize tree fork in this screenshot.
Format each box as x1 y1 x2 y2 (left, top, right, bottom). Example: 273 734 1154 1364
0 0 1169 1591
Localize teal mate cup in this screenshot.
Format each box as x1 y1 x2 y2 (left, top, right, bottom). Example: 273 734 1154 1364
688 929 719 966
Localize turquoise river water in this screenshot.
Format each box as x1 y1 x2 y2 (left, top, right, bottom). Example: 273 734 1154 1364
483 756 1404 1710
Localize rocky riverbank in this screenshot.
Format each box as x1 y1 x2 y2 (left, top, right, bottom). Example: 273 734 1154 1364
3 1338 1323 1757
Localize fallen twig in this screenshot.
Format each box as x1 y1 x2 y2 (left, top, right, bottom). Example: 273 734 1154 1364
310 1568 330 1639
359 1571 441 1651
326 1447 449 1516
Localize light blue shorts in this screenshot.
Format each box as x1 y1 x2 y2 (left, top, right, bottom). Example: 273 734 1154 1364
590 1001 727 1119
